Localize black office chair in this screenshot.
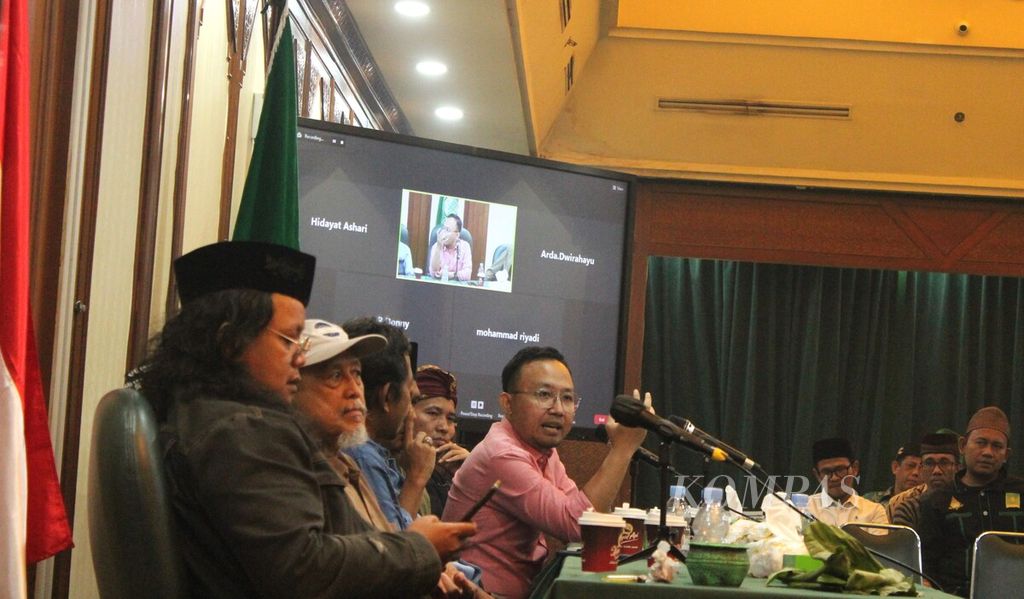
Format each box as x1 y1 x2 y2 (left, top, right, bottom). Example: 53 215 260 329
970 530 1024 599
89 388 185 599
841 522 922 581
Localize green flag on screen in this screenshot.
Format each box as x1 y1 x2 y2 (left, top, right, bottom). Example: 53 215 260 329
232 16 299 249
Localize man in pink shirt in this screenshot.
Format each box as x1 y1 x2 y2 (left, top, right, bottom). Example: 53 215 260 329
443 347 649 598
429 214 473 281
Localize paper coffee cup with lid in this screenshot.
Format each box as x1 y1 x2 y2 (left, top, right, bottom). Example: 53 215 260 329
612 503 648 555
578 509 626 572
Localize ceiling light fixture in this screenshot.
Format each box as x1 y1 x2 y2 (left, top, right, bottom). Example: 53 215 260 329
416 60 448 76
394 1 430 18
435 106 464 121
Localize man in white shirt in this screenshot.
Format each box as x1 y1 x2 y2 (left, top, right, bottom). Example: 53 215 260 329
807 437 888 527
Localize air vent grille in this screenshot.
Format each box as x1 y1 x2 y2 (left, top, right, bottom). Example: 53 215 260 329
658 98 850 119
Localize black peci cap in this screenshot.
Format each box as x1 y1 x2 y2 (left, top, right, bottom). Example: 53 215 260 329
175 241 316 306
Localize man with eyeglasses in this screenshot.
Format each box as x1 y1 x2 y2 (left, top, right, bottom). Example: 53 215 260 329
888 432 959 527
139 241 474 597
864 443 922 507
807 437 888 527
916 406 1024 596
443 346 650 599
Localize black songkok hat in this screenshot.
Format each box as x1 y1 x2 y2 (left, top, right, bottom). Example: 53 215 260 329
920 432 959 457
812 437 854 464
895 443 921 461
175 241 316 306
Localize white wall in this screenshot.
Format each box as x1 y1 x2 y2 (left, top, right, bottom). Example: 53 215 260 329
60 2 267 597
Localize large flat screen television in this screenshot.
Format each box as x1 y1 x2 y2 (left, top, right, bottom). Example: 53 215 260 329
297 119 632 434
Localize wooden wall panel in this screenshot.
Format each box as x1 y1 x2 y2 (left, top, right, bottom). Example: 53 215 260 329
622 181 1024 392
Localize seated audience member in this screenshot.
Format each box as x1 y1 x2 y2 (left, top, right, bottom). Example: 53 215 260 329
413 365 470 516
864 442 921 507
397 241 415 276
888 432 959 526
292 319 392 530
917 406 1023 596
484 244 512 281
141 241 473 598
807 437 888 527
342 317 435 530
293 319 491 598
429 213 472 281
443 346 650 599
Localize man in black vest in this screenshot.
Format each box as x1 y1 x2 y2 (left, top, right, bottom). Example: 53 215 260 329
916 406 1023 596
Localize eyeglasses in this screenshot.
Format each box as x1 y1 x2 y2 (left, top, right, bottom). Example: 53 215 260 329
510 388 581 411
922 458 958 470
818 465 851 479
268 328 312 354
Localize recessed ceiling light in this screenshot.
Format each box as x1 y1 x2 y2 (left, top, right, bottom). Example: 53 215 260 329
416 60 448 76
394 1 429 18
435 106 464 121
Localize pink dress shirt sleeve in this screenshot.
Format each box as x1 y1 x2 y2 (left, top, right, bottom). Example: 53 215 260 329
487 450 592 542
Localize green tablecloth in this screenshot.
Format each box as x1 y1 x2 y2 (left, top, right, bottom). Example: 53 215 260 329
542 556 959 599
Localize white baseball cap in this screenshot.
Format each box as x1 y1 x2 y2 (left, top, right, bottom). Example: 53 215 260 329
302 319 387 367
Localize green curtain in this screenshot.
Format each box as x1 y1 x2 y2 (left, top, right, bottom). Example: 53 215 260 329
638 257 1024 508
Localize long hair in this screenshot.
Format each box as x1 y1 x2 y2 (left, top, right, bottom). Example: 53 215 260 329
138 289 275 420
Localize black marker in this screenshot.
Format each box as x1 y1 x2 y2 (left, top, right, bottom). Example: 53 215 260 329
462 480 501 522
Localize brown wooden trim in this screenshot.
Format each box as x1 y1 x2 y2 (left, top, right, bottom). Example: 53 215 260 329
217 0 255 240
622 180 1024 397
50 0 115 595
126 0 176 372
165 0 203 319
30 0 81 400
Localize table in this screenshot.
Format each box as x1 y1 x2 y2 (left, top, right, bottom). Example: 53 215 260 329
540 556 959 599
396 274 512 292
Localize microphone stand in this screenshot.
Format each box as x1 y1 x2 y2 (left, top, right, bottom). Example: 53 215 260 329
619 440 686 564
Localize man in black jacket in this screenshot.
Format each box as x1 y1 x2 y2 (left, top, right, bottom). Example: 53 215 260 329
916 406 1023 597
140 241 475 598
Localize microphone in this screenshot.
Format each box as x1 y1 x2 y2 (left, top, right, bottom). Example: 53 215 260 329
667 415 759 471
610 396 726 462
594 424 676 472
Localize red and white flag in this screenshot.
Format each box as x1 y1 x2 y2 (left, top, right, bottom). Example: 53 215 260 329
1 0 74 596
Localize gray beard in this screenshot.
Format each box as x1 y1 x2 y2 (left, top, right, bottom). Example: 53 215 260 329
337 426 369 449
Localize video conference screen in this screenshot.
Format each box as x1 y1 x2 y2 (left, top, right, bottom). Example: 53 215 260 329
297 120 631 432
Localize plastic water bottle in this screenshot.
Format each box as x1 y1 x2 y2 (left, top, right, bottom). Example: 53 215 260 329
790 493 811 536
691 487 728 543
476 262 486 285
666 485 687 518
440 267 449 282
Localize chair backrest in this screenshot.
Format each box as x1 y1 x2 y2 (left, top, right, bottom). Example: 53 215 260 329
89 388 185 599
841 522 922 581
970 530 1024 599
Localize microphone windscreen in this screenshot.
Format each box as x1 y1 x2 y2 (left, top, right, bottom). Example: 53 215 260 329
610 395 646 428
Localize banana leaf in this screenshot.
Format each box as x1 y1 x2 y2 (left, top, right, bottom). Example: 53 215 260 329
766 523 918 596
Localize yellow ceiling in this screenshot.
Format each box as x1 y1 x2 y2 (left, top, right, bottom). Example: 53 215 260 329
512 0 1024 197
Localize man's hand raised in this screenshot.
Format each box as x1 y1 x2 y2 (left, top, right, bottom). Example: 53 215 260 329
604 389 652 454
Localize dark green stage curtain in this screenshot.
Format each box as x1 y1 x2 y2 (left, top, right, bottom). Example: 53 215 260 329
638 257 1024 509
